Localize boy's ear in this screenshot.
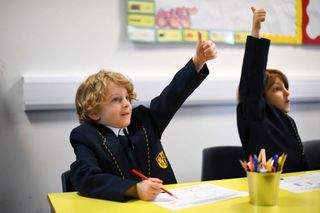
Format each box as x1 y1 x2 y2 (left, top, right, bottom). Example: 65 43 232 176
89 112 100 121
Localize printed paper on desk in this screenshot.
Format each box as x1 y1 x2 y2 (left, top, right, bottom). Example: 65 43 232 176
151 184 248 211
280 172 320 193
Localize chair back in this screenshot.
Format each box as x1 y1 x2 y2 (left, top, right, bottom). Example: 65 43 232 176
303 140 320 170
61 170 76 192
201 146 246 181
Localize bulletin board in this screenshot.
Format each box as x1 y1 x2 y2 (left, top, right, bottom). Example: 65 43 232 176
127 0 320 45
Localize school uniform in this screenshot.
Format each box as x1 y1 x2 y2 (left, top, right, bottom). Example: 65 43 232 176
69 59 209 202
237 36 309 173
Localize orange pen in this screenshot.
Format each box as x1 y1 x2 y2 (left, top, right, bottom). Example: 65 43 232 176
239 160 248 172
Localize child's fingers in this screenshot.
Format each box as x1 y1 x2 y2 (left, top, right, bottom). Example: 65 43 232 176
257 13 266 22
253 8 266 22
251 6 256 13
137 181 161 201
204 49 217 59
196 31 204 55
202 41 217 59
148 177 163 184
143 179 162 191
197 31 203 47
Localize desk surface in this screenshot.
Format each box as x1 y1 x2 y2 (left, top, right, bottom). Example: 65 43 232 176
48 170 320 213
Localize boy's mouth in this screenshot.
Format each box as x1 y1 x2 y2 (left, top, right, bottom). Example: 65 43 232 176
121 112 131 117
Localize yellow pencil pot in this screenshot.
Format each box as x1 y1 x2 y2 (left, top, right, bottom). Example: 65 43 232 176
247 171 281 206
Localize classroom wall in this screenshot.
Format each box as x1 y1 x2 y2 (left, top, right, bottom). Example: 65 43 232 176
1 1 320 212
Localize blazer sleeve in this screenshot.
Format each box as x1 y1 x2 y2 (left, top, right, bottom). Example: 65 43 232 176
149 58 209 136
238 36 270 120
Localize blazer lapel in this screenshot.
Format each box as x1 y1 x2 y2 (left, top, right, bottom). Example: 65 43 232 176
105 135 133 177
128 127 150 176
95 124 133 178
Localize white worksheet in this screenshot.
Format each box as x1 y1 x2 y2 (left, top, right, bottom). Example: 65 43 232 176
280 172 320 193
152 184 248 210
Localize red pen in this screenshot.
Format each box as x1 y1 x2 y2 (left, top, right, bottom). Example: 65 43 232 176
249 155 254 172
131 169 178 199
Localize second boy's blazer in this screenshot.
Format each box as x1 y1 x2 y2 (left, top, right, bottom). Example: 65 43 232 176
237 36 308 173
70 59 209 202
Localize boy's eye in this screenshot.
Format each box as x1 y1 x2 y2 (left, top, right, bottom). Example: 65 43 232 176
112 97 122 103
271 85 281 92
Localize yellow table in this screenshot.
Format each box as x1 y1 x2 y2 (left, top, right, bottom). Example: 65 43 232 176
48 170 320 213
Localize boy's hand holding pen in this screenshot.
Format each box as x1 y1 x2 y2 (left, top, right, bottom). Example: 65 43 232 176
240 148 287 173
132 169 178 199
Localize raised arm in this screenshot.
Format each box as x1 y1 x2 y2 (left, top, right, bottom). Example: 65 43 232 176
149 32 217 135
237 7 270 151
237 7 270 119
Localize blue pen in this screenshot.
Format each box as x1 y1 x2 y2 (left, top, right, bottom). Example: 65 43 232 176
273 154 279 171
253 155 259 172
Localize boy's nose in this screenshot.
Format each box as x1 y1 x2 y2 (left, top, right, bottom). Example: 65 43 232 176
285 89 290 96
123 98 130 106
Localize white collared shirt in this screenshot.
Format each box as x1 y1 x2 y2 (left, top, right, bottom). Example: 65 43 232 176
97 121 127 136
106 125 127 136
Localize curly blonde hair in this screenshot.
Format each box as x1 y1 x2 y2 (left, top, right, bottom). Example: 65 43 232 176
75 70 137 123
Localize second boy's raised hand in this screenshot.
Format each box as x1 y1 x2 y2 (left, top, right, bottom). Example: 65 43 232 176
251 6 267 38
192 32 217 72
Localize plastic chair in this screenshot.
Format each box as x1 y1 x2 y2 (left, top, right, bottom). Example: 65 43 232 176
303 140 320 170
201 146 247 181
61 170 76 192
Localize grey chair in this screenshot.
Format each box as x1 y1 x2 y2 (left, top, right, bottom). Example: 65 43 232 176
201 146 247 181
61 170 76 192
303 140 320 170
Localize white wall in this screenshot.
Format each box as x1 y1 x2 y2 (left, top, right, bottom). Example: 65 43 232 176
1 1 320 212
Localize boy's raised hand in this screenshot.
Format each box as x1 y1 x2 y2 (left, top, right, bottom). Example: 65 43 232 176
192 31 217 72
251 6 267 38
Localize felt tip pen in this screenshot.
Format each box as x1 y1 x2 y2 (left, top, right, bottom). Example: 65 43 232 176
249 155 254 172
273 154 279 170
239 160 248 171
131 169 178 199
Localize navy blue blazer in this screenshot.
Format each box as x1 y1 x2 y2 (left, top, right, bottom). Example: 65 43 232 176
70 59 209 201
237 36 308 173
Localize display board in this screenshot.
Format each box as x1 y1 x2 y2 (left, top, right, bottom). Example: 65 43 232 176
127 0 320 45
